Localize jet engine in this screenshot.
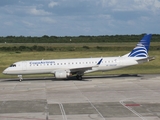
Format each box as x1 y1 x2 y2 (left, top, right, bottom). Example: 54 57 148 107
54 71 70 79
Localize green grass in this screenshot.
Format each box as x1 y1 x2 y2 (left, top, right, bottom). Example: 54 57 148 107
0 51 159 78
1 42 160 47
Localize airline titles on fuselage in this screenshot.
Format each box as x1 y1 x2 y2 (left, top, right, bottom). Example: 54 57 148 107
30 61 55 65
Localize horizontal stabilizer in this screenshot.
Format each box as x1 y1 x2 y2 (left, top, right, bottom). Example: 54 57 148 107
136 56 155 63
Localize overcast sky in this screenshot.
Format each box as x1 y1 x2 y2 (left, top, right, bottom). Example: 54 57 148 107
0 0 160 36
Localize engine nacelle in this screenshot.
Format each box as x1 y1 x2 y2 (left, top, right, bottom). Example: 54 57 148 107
54 71 70 79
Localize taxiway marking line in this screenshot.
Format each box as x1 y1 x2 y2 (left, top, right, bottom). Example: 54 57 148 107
73 82 105 120
120 99 146 120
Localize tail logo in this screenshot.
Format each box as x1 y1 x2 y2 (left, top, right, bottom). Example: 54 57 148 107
128 43 148 57
123 34 151 58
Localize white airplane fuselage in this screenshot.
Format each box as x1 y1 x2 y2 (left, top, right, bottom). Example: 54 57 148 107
3 57 146 75
3 34 153 81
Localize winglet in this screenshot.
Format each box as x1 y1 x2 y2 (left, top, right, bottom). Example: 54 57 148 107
97 58 103 65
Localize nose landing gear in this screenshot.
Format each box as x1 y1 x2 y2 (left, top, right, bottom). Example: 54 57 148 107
18 75 23 82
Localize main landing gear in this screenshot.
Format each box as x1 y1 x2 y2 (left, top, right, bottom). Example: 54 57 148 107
76 75 83 80
18 75 23 82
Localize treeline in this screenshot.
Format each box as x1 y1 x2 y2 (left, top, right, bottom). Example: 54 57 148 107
0 45 159 52
0 34 160 43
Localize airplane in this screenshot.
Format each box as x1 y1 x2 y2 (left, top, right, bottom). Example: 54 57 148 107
3 34 154 82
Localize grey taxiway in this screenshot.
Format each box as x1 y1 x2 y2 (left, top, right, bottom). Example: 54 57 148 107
0 74 160 120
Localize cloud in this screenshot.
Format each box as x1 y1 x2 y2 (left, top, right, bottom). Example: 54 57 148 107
98 0 160 13
22 21 34 27
132 0 160 12
4 21 13 26
41 17 56 23
0 0 160 36
140 16 150 21
127 20 136 26
99 14 111 19
0 0 20 6
48 1 58 8
28 7 52 16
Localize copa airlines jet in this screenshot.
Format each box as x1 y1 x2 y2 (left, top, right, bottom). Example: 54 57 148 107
3 34 154 81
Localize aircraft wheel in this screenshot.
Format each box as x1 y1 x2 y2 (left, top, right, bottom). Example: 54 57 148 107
76 75 82 80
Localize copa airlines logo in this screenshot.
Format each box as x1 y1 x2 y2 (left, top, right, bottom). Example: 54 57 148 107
128 43 148 57
30 61 55 65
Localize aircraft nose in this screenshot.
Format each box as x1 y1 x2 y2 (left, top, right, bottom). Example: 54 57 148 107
3 69 8 74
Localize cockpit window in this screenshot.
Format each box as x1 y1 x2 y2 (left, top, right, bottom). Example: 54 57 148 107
10 64 16 67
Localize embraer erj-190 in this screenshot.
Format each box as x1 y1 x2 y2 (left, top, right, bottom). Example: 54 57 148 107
3 34 154 81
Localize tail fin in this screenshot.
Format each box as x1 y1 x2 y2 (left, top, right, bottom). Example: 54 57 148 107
124 34 152 57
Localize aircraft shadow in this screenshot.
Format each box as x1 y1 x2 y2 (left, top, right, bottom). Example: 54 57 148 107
0 74 141 82
84 74 141 79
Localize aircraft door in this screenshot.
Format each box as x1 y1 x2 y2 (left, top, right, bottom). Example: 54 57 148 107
22 62 27 71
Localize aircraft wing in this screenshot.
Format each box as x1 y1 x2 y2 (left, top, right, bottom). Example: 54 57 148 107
70 58 103 74
70 66 92 73
52 58 103 75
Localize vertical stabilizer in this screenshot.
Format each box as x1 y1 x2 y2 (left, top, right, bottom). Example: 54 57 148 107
124 34 152 57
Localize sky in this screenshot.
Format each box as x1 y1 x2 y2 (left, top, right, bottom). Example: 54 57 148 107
0 0 160 36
